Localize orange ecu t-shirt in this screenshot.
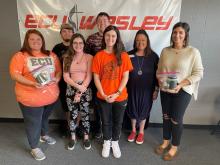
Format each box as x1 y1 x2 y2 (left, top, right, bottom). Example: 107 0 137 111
9 51 61 107
92 50 133 102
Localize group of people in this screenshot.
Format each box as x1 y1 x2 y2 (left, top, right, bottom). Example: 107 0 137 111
9 11 203 161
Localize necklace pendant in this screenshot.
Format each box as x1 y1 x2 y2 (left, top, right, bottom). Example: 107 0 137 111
137 70 143 75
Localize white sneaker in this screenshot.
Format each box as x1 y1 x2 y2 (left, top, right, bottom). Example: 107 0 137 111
111 141 121 158
40 135 56 145
102 140 111 158
31 148 46 161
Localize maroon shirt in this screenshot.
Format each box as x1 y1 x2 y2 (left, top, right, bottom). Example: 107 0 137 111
85 32 103 56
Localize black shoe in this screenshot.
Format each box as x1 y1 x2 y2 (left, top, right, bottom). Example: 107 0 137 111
83 139 91 150
94 132 102 139
67 139 76 150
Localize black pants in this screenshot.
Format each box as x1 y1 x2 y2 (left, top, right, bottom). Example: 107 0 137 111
98 99 127 141
90 81 102 135
93 97 102 134
19 101 58 149
160 90 191 146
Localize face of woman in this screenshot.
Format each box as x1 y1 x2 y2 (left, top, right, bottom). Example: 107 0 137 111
136 34 147 51
72 37 84 53
172 27 186 47
28 33 43 51
104 30 117 48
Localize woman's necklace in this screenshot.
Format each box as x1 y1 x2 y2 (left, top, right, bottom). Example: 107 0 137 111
136 55 144 76
74 53 84 64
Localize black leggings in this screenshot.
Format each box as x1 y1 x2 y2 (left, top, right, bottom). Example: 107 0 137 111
160 89 191 146
66 84 92 135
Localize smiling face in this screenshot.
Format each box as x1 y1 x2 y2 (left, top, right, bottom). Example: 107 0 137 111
28 33 43 51
136 34 148 51
72 37 84 54
96 16 110 34
61 29 73 42
104 30 117 48
172 27 186 47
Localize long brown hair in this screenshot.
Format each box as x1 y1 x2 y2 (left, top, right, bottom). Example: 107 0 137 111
20 29 50 56
63 33 86 72
101 25 125 66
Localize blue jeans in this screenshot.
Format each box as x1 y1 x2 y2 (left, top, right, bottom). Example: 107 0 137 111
19 100 58 149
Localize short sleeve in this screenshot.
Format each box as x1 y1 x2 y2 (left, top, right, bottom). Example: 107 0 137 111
121 52 133 72
50 52 62 73
9 52 25 76
92 53 101 75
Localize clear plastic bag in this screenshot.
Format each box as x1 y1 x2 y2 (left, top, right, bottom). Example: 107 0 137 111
157 72 179 90
31 65 54 86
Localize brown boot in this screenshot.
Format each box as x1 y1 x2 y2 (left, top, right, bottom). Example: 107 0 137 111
154 145 169 155
163 150 178 161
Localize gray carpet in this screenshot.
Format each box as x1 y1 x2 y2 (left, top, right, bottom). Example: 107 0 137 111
0 123 219 165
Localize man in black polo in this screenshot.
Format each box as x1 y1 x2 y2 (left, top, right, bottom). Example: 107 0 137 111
52 23 74 137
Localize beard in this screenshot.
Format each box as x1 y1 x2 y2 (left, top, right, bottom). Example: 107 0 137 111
63 39 70 42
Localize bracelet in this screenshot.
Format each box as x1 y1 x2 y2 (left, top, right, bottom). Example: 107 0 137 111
116 90 122 95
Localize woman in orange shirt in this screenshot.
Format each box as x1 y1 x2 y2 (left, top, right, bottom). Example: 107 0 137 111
92 25 133 158
9 29 61 161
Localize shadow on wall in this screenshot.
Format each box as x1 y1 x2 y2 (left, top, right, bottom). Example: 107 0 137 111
198 87 220 124
214 94 220 119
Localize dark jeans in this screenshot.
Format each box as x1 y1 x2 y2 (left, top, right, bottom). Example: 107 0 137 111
93 97 102 134
19 101 58 149
59 79 68 112
98 99 127 141
90 82 102 135
160 90 191 146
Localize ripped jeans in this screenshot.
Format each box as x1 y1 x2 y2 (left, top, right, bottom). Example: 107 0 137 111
160 89 191 146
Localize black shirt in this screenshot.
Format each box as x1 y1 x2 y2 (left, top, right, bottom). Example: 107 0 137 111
52 42 69 62
52 42 69 111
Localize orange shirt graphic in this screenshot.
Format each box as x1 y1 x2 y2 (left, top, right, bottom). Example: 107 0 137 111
92 50 133 101
9 51 61 107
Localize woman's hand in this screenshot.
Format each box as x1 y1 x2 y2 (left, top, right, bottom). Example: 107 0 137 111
47 77 59 86
152 90 159 100
33 82 43 88
106 93 119 103
166 84 182 94
73 92 82 103
77 84 87 93
101 93 109 102
51 77 59 83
